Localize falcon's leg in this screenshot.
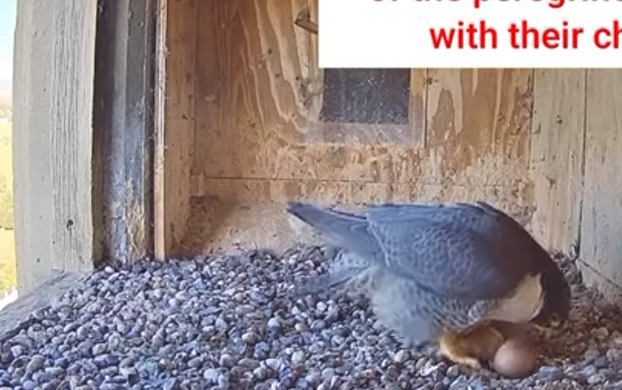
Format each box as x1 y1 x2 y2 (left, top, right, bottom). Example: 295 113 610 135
438 332 482 369
437 323 506 369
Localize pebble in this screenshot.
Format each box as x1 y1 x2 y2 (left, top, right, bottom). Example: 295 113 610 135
0 246 620 390
91 343 107 356
291 350 306 365
267 317 280 330
394 349 410 364
25 354 44 374
203 368 221 384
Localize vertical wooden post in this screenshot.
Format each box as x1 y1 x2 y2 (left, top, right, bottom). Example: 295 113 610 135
13 0 98 294
92 0 156 264
153 0 197 260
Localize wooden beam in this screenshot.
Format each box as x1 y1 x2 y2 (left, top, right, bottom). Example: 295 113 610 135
0 270 87 343
12 0 98 294
579 69 622 300
154 0 197 260
92 0 155 263
530 69 586 252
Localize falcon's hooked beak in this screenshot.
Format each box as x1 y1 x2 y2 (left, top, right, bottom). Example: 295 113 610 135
533 324 559 340
530 258 571 339
532 312 565 339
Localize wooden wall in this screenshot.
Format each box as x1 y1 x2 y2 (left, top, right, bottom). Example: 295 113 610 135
177 0 532 210
579 71 622 300
13 0 98 294
158 0 622 299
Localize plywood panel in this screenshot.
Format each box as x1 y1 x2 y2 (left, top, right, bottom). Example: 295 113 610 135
427 69 532 172
579 69 622 299
13 0 98 293
191 3 533 198
530 70 586 252
154 0 197 258
164 0 622 299
194 0 310 180
425 69 533 196
182 178 533 254
186 3 537 252
191 177 532 214
193 0 429 184
186 66 535 251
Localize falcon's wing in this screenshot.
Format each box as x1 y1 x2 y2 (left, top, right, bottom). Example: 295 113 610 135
365 201 538 300
286 201 383 260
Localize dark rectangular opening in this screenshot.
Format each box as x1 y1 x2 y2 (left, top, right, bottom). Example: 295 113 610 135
319 68 411 125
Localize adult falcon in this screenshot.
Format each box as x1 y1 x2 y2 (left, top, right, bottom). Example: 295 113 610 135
286 200 571 369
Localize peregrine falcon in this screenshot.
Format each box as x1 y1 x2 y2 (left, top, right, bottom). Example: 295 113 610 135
286 200 571 369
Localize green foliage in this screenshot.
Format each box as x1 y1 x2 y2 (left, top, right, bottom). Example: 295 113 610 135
0 120 15 293
0 97 10 121
0 229 15 293
0 123 12 230
0 189 12 229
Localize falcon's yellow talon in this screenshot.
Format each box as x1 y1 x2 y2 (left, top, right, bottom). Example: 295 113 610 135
437 324 506 370
438 332 483 370
442 350 482 369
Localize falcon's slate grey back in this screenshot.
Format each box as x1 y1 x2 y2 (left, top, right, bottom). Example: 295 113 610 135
286 200 571 345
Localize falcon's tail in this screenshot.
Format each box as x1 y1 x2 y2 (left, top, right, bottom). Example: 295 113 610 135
286 201 378 260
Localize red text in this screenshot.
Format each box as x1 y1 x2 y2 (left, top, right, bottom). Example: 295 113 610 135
429 20 498 49
508 20 583 49
594 20 622 48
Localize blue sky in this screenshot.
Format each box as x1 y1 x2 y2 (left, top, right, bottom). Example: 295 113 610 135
0 0 16 81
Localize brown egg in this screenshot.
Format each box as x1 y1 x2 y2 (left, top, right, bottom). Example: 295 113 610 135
492 337 539 378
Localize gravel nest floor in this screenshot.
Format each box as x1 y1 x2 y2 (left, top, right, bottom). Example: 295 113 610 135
1 244 622 390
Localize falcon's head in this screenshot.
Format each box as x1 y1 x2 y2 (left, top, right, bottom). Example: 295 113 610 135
530 253 571 337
